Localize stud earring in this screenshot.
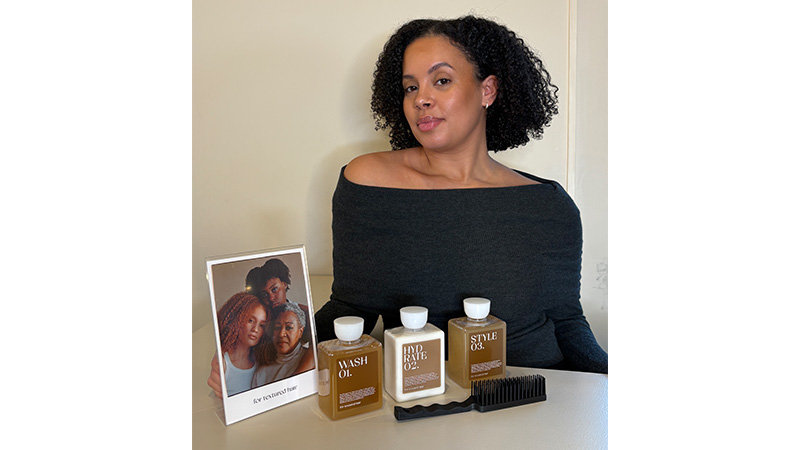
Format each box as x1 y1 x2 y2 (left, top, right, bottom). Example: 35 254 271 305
484 103 489 110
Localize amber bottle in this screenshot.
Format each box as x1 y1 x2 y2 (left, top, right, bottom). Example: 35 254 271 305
317 316 383 420
447 297 506 388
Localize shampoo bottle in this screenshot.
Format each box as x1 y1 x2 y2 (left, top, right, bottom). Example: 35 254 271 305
384 306 446 402
447 297 506 388
317 316 383 420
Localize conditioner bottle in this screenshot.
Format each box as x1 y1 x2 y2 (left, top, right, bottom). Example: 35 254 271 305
317 316 383 420
447 297 506 388
384 306 445 402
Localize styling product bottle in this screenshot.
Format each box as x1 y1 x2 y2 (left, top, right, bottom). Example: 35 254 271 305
447 297 506 388
384 306 446 402
317 316 383 420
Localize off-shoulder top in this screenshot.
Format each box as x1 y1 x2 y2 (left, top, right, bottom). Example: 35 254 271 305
314 167 607 373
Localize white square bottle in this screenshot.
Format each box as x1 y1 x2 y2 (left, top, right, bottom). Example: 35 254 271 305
384 306 446 402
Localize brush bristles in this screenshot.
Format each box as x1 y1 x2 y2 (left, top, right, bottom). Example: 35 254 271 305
471 374 546 412
394 374 547 421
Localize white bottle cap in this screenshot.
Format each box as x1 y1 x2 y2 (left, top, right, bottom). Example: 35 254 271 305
463 297 491 319
400 306 428 330
334 316 364 342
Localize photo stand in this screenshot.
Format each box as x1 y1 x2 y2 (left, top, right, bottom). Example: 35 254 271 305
206 245 318 425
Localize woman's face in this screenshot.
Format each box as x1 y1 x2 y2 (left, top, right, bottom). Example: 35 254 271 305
401 35 494 153
261 277 288 309
238 304 267 349
272 310 304 355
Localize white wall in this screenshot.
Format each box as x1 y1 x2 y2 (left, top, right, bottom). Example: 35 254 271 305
193 0 607 352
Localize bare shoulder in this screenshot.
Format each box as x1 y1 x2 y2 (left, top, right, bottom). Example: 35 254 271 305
343 150 411 187
485 160 541 187
503 167 541 186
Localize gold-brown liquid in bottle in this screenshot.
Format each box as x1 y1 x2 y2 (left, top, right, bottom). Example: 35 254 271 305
447 297 506 388
317 316 383 420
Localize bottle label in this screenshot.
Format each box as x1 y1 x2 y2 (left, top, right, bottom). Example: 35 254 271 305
401 339 441 394
467 330 503 380
334 350 380 411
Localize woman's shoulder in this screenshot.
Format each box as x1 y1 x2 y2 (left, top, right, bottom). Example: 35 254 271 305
343 149 414 187
342 151 389 185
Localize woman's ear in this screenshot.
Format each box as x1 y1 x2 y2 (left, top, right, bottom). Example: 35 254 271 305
482 75 498 107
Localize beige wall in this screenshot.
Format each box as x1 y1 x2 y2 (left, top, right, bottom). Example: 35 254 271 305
193 0 607 351
572 0 608 351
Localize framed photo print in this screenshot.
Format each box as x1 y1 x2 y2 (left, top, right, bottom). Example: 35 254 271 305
206 245 318 425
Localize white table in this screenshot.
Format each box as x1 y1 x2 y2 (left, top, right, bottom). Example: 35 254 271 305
192 320 607 449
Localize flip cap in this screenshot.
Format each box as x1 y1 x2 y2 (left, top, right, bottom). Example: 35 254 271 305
463 297 491 319
400 306 428 329
334 316 364 341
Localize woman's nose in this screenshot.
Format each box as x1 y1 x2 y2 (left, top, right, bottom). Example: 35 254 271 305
416 88 432 109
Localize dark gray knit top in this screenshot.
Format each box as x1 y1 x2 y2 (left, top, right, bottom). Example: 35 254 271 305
314 167 607 374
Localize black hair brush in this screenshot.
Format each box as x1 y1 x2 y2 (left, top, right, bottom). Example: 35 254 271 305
394 374 546 421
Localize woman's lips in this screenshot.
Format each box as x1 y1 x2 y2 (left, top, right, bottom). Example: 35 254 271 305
417 117 442 132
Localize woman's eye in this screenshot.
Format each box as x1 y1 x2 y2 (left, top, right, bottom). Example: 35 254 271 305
404 85 417 94
435 78 450 86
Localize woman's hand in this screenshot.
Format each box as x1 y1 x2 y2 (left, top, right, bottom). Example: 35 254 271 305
207 353 225 398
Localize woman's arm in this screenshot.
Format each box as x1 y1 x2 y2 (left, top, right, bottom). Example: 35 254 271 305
543 189 608 373
552 314 608 373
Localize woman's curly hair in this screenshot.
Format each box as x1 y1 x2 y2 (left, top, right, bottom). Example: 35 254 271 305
217 292 268 354
371 15 559 152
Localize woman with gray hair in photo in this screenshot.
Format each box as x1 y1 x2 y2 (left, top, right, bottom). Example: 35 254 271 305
251 301 312 387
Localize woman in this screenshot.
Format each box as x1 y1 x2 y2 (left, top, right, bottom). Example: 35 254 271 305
216 292 269 396
208 15 606 397
246 258 315 348
314 16 607 373
251 301 311 387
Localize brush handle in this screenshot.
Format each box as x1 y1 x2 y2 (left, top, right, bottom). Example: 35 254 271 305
394 397 478 421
